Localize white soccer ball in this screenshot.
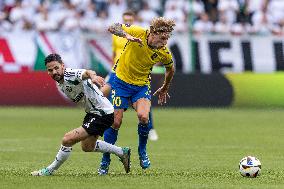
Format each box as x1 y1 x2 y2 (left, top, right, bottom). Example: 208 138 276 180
239 156 261 178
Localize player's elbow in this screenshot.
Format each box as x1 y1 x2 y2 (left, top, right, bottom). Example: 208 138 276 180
167 66 175 75
171 66 175 74
108 23 119 34
108 26 114 33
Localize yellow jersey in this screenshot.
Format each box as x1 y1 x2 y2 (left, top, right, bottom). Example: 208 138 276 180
113 24 174 86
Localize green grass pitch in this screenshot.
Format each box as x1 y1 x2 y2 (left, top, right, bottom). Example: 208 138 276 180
1 107 284 189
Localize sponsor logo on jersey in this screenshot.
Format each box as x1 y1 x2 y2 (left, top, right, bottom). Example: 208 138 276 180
72 92 84 103
151 53 158 60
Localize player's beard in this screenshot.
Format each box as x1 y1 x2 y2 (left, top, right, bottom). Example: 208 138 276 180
53 74 64 82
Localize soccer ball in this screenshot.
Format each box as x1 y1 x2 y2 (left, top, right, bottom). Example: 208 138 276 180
239 156 261 178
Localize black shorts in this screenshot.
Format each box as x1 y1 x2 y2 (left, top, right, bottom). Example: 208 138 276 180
82 113 114 136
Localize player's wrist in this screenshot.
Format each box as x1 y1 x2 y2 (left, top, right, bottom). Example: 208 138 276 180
161 84 169 91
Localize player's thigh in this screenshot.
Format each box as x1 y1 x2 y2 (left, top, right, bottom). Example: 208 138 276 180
81 135 99 152
131 84 151 109
63 127 89 146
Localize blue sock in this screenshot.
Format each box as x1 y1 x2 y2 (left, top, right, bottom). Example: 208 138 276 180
101 127 118 163
138 122 150 156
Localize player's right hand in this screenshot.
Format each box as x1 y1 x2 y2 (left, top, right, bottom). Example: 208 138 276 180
91 76 105 87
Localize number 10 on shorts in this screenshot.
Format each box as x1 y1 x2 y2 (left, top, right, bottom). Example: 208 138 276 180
112 89 121 106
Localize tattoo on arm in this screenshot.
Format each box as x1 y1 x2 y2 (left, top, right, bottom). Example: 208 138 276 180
108 23 127 37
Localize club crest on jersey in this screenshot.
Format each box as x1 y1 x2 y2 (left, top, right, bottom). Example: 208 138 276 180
65 86 72 92
151 53 158 60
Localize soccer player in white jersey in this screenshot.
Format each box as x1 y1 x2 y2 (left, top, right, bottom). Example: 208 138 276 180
31 53 131 176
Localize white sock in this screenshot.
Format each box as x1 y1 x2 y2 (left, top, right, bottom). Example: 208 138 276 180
94 140 123 157
47 145 72 173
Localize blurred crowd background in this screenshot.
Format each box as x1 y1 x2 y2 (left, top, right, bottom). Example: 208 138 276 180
1 0 284 35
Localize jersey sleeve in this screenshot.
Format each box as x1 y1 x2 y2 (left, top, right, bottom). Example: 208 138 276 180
161 48 174 69
64 68 86 82
121 24 145 38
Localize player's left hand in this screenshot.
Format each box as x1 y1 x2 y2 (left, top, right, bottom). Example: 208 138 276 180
153 87 170 105
91 76 105 87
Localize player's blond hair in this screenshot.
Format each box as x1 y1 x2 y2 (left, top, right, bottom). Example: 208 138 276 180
150 17 175 34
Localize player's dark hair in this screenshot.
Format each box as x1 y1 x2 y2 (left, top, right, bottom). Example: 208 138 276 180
44 53 63 65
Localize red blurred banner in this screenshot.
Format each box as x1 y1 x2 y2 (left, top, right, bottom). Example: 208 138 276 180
0 72 74 106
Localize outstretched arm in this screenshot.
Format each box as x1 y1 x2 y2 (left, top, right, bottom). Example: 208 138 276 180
153 65 175 105
108 23 142 45
82 70 105 87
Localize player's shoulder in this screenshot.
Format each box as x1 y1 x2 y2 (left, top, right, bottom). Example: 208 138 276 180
122 23 145 29
64 68 75 76
64 67 82 75
122 24 146 35
64 68 86 80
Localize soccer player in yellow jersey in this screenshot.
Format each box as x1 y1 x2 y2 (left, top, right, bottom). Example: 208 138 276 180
98 11 135 175
99 17 175 174
99 10 161 175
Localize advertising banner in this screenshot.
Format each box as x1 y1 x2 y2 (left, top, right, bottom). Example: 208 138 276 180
194 35 284 73
0 72 73 106
0 31 86 72
2 31 284 74
226 72 284 107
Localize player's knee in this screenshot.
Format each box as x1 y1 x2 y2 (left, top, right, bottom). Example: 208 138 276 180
137 113 148 124
62 134 75 146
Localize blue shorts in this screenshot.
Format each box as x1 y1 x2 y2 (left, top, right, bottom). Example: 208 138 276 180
112 75 151 109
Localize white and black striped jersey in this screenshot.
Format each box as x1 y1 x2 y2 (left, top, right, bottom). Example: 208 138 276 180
57 68 114 116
